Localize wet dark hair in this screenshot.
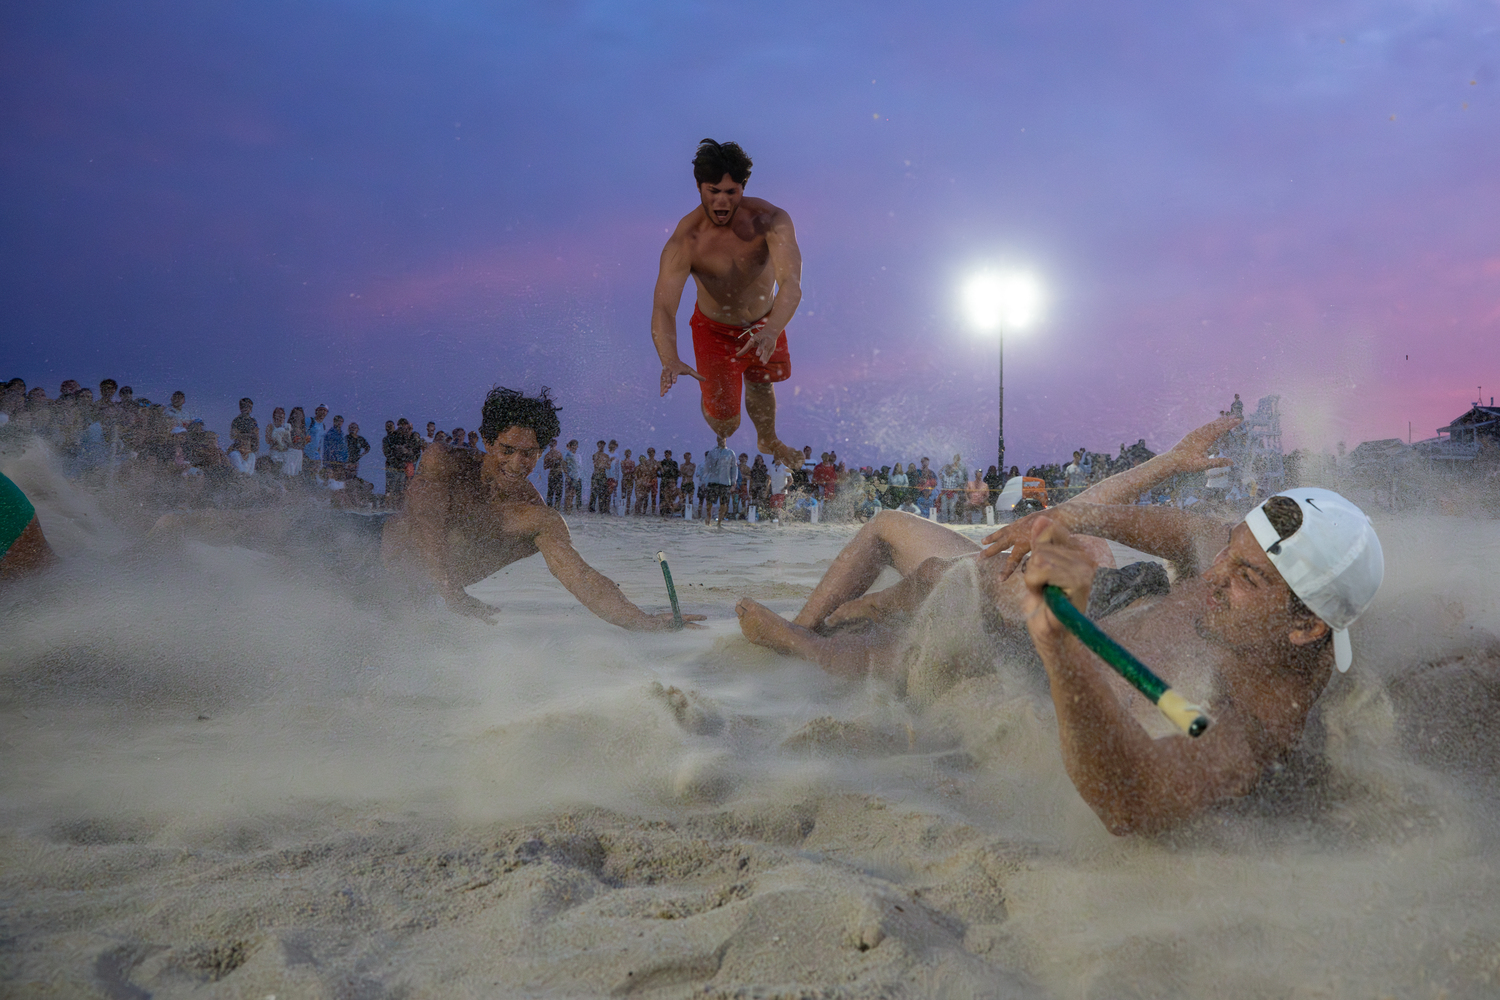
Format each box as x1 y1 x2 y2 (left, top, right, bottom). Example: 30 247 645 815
1262 496 1327 639
479 386 561 446
693 138 752 186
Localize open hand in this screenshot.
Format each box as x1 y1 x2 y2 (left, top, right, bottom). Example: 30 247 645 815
635 611 708 632
1166 414 1242 474
733 319 780 364
660 360 705 397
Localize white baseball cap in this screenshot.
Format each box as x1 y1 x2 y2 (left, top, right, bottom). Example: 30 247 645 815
1243 488 1383 672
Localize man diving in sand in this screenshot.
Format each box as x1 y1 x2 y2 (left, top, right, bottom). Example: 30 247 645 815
381 386 704 630
651 138 805 469
735 414 1384 834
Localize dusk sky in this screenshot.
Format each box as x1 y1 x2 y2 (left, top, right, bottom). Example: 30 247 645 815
3 1 1497 471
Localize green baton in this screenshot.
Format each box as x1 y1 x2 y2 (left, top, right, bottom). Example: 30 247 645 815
656 551 683 630
1043 584 1211 738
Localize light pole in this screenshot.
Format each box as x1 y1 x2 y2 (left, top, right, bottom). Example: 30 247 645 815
961 270 1043 475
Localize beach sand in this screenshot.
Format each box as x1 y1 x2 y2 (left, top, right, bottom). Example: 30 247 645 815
4 448 1500 998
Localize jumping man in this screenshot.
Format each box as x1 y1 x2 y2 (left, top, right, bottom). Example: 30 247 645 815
652 138 804 468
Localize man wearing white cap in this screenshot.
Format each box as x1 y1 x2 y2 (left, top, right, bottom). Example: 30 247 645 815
734 414 1384 834
1007 485 1383 834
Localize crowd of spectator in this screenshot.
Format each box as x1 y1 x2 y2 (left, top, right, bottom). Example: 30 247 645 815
1 374 1162 525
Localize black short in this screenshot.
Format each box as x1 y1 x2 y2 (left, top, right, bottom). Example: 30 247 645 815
700 483 731 504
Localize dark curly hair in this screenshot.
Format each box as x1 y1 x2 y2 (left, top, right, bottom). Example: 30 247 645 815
479 386 561 446
692 138 752 186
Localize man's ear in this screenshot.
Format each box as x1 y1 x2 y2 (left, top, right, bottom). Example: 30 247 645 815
1287 616 1330 647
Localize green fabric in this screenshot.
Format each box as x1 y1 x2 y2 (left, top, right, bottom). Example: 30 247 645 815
0 470 36 558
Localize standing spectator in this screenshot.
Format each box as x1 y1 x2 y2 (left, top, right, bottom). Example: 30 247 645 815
657 449 681 517
230 398 259 454
633 447 659 515
812 452 837 501
284 407 308 476
1064 450 1084 489
619 448 637 514
424 421 438 444
748 455 769 510
542 438 564 508
590 440 610 513
304 405 329 477
323 415 349 481
735 454 752 515
346 422 370 479
382 420 404 502
448 427 470 451
915 458 937 517
468 430 483 452
678 452 696 517
888 462 909 508
1230 393 1244 417
966 469 990 521
700 436 737 521
984 464 1002 506
794 445 815 491
562 439 584 512
768 456 789 515
938 456 965 522
265 407 292 470
605 440 621 513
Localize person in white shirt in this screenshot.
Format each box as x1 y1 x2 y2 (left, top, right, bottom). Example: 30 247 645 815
768 457 790 515
605 440 622 513
700 436 738 521
165 391 192 431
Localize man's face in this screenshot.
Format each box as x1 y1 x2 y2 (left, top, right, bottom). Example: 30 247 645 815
1200 523 1308 651
698 173 744 227
315 408 327 421
483 426 542 481
398 420 411 431
333 417 343 428
171 393 185 407
427 423 436 435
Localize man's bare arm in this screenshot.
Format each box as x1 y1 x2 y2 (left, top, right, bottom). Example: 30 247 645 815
652 228 703 396
1020 518 1265 835
529 508 705 631
737 210 803 363
1006 503 1228 578
1070 414 1241 507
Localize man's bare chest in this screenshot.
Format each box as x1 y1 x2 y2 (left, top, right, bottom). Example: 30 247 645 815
688 227 770 282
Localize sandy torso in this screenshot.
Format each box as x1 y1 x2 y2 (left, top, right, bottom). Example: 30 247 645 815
680 197 781 325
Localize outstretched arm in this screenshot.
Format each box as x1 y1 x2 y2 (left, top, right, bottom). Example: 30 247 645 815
529 508 705 631
736 210 804 363
1071 414 1241 506
1020 517 1265 835
653 229 703 396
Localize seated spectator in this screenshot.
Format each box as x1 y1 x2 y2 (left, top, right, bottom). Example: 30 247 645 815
229 438 257 475
230 398 259 454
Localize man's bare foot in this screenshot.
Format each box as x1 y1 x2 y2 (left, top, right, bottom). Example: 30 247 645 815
759 437 804 470
736 597 816 656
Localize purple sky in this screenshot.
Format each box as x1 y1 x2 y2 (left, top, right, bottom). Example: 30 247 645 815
3 1 1497 470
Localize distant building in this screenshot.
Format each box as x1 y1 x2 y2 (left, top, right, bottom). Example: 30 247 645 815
1416 398 1499 461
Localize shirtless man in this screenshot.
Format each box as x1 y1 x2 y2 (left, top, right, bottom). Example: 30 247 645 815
381 387 704 631
735 415 1385 834
652 138 804 468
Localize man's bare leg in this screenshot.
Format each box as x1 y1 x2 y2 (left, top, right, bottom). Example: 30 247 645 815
794 510 979 629
743 382 804 468
701 399 741 439
737 598 898 679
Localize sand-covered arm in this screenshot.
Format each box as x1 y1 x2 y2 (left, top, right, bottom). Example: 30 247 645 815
1069 413 1241 506
527 508 704 631
653 222 703 395
737 209 803 363
1020 517 1264 835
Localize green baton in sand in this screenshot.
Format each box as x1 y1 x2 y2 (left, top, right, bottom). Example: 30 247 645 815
1043 584 1211 738
656 551 683 630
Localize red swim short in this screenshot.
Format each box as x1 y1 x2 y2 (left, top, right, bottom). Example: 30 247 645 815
690 304 791 423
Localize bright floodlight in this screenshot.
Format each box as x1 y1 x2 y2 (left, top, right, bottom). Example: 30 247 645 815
962 270 1044 333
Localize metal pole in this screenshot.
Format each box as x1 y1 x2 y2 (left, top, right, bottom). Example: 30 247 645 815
997 333 1005 474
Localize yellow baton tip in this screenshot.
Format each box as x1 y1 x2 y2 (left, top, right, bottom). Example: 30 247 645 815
1157 689 1211 738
